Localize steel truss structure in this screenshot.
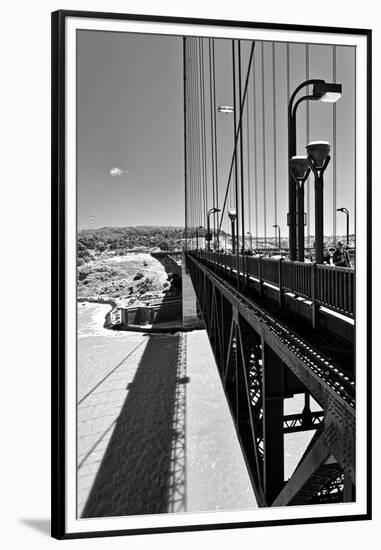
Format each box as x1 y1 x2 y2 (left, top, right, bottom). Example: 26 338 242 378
186 254 355 507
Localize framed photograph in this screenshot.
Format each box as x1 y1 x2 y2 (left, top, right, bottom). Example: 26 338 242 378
51 9 371 539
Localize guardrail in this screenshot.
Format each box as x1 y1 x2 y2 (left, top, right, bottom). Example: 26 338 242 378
191 250 354 320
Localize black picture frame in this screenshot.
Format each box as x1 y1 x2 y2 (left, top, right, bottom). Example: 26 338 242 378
51 9 372 540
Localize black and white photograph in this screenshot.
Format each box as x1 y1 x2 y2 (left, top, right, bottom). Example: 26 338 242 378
51 10 371 539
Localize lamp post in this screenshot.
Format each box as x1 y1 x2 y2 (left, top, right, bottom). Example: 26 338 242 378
290 156 311 261
206 208 220 251
272 224 281 252
288 79 342 261
337 207 350 246
246 231 253 252
306 141 331 264
195 225 204 250
228 208 237 254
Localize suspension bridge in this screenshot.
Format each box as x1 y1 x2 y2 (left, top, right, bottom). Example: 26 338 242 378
182 35 356 506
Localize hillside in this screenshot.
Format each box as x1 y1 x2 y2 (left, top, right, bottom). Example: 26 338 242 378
78 225 185 264
77 252 178 303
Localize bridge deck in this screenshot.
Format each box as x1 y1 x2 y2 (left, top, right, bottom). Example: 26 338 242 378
186 253 355 506
192 251 354 372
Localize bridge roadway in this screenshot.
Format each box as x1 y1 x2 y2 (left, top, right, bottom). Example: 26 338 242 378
186 251 355 507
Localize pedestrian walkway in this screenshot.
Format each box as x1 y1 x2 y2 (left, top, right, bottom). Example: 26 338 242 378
77 307 256 518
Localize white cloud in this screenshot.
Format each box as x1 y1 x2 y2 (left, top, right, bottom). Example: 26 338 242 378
109 167 128 177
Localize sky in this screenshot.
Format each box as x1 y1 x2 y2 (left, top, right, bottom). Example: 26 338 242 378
185 38 356 241
77 30 184 230
77 30 356 239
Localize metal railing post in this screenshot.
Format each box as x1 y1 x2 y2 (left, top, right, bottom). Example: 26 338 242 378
311 262 319 328
278 258 284 308
258 256 263 297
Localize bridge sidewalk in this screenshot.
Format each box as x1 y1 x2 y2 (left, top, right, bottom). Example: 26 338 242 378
77 316 256 518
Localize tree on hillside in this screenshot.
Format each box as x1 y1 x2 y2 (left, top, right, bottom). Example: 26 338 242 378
159 240 169 251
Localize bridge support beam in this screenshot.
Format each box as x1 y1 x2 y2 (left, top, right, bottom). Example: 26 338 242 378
272 432 330 507
262 341 285 504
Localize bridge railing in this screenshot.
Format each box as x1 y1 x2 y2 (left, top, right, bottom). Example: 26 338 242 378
246 255 260 278
316 264 355 317
282 260 313 299
258 257 279 286
190 250 354 319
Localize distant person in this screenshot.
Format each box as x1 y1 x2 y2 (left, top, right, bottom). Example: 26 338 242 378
323 246 331 265
333 241 352 268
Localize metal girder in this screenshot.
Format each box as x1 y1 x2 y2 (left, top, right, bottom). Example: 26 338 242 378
262 341 285 504
283 411 324 434
186 254 355 507
272 433 341 507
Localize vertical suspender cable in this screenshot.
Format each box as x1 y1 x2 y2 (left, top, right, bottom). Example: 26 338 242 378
195 40 202 228
201 39 208 224
306 44 311 248
183 38 188 247
191 39 196 231
238 41 245 257
261 42 267 245
192 39 197 233
332 45 337 242
232 41 239 247
247 51 251 237
208 39 216 242
212 40 220 238
188 39 193 238
191 39 197 236
286 43 290 252
272 42 278 243
253 48 258 247
232 40 240 286
349 48 354 250
199 39 207 226
190 39 196 233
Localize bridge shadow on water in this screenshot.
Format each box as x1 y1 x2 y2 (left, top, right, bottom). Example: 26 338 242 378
81 294 187 518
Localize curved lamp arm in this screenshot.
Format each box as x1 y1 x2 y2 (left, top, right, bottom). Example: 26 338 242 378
292 94 319 119
288 79 324 115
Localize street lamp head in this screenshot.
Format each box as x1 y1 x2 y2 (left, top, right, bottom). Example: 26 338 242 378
208 207 221 216
228 208 237 221
217 105 234 114
290 155 310 180
306 141 331 169
313 81 342 103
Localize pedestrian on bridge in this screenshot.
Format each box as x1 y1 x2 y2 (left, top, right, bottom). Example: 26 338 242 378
323 245 331 265
333 241 352 268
